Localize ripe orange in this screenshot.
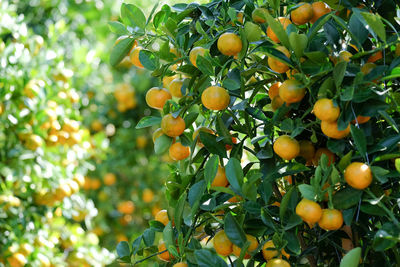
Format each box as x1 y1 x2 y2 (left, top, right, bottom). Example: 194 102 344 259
189 47 206 67
295 198 322 225
217 32 243 56
361 62 376 75
153 128 164 142
211 166 229 187
169 78 188 98
286 69 299 79
104 173 116 186
266 259 291 267
169 142 190 161
311 2 331 23
155 209 170 226
291 2 313 25
232 234 259 259
267 17 292 43
228 195 242 203
158 242 174 262
273 135 300 160
344 162 372 190
367 51 382 63
193 127 214 147
114 36 137 55
161 114 186 137
352 115 371 124
268 82 282 99
142 188 154 203
312 148 335 166
7 253 27 267
268 46 291 73
262 240 290 260
173 262 188 267
318 209 343 231
225 136 238 150
163 75 177 89
299 140 315 161
117 201 135 214
279 80 306 104
321 120 350 139
201 86 230 110
145 87 172 110
130 46 144 68
313 98 340 122
136 135 148 148
25 134 43 150
213 230 233 256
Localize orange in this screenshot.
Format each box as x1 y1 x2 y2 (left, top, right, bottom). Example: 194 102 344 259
286 69 299 79
155 209 170 226
271 96 287 111
130 46 144 68
267 17 292 43
367 51 382 63
266 259 291 267
291 2 313 25
262 240 290 260
352 115 371 124
161 114 186 137
279 80 306 104
313 98 340 122
104 173 116 186
232 234 258 259
211 166 229 187
295 198 322 225
54 183 72 201
213 230 233 256
273 135 300 160
228 195 242 203
25 134 43 150
298 140 315 161
312 148 335 166
153 128 164 142
268 82 282 99
173 263 188 267
193 127 214 146
136 135 148 148
114 36 137 54
158 242 174 261
217 32 243 56
90 178 101 190
252 7 269 24
142 188 154 203
338 51 352 62
311 2 331 23
318 209 343 230
236 12 244 24
189 47 206 67
268 46 291 73
7 253 27 267
117 201 135 214
361 62 376 75
169 78 187 98
344 162 372 190
225 136 238 150
201 86 230 110
145 87 172 110
91 120 103 131
169 142 190 161
321 120 350 139
163 75 177 89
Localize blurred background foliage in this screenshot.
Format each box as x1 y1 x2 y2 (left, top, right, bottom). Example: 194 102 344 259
0 0 191 266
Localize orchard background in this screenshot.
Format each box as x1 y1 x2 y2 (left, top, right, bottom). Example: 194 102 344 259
1 0 400 267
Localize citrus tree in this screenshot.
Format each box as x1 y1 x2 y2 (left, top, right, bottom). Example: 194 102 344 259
111 0 400 266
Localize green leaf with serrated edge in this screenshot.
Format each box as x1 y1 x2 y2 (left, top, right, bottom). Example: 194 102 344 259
340 247 361 267
110 36 135 66
204 155 219 187
224 212 247 247
280 186 295 220
136 116 161 129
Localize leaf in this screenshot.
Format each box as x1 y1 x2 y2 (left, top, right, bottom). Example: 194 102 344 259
110 36 136 66
333 61 347 89
174 192 187 230
142 229 155 246
199 132 227 158
224 212 247 247
264 12 291 49
225 158 243 195
108 22 129 35
395 159 400 173
204 155 219 187
350 125 367 160
333 188 363 210
371 166 389 183
340 247 361 267
280 186 295 220
136 116 161 129
154 135 173 155
139 50 159 71
196 55 214 76
298 184 317 201
378 110 399 133
116 241 130 258
194 249 228 267
361 12 386 42
121 3 146 30
131 236 142 256
163 222 174 249
338 151 353 172
289 32 308 58
348 14 368 46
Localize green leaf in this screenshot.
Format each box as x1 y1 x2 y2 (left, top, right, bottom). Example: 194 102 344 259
289 32 308 58
184 112 198 127
116 241 130 258
136 116 161 129
196 55 214 76
121 3 146 30
224 212 247 247
139 50 159 71
163 222 174 249
395 159 400 173
226 158 244 195
371 166 389 183
333 188 363 210
110 36 135 67
154 135 173 155
340 247 361 267
204 155 219 187
264 12 291 49
199 132 227 158
361 12 386 42
108 22 129 35
298 184 317 201
174 192 187 230
131 236 142 256
338 151 353 172
333 61 347 89
350 125 367 160
378 110 399 133
142 229 155 246
280 186 295 220
194 249 228 267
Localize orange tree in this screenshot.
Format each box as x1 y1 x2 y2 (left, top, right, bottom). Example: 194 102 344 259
111 0 400 266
